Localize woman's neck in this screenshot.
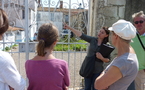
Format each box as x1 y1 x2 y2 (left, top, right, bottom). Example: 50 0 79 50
45 49 53 55
116 42 134 57
97 38 103 46
32 49 56 60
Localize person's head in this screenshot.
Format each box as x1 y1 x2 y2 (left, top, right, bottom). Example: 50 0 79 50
36 23 59 56
132 11 145 34
97 27 110 44
109 20 136 47
0 8 9 39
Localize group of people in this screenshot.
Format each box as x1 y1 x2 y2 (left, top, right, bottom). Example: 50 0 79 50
0 8 145 90
0 9 70 90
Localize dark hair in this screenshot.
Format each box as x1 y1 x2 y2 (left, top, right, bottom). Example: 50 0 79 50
36 23 59 56
0 8 9 35
102 27 110 44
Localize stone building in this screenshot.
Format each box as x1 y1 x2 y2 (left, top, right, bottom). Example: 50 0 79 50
89 0 126 36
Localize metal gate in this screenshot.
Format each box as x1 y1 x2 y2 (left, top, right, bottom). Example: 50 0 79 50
0 0 89 89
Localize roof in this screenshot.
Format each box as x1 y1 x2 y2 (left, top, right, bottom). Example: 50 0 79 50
8 26 24 31
37 7 88 15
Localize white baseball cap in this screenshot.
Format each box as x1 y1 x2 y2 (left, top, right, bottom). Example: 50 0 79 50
108 19 136 40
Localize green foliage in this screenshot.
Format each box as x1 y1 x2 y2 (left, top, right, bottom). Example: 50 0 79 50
54 37 87 51
3 44 18 52
4 47 11 51
13 44 18 47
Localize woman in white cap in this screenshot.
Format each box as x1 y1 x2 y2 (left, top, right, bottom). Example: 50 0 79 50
94 19 138 90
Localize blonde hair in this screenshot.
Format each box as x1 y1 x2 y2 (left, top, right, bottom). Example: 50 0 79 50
132 11 145 20
36 23 59 56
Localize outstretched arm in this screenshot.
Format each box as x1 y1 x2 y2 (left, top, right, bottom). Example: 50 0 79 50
64 23 82 37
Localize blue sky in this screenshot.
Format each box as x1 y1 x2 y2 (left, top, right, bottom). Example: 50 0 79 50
41 0 89 9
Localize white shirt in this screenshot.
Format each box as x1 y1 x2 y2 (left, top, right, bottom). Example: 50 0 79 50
0 51 25 90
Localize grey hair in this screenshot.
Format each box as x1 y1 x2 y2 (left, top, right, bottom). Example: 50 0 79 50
132 11 145 20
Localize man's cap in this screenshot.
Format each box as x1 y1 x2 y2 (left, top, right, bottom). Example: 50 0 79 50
108 19 136 40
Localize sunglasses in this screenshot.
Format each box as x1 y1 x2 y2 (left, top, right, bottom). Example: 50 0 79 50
134 20 144 24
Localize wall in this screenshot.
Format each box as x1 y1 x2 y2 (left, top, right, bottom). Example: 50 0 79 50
88 0 125 36
96 0 126 31
37 11 63 33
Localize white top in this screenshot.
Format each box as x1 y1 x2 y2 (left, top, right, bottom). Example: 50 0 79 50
0 51 25 90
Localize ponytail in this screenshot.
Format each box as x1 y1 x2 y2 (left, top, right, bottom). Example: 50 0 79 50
36 39 46 56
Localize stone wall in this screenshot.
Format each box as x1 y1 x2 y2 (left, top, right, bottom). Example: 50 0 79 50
89 0 126 36
96 0 126 30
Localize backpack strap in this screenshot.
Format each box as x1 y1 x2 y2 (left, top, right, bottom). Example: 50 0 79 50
136 33 145 51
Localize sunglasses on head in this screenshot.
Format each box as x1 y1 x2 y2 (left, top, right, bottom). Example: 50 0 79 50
134 20 144 24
